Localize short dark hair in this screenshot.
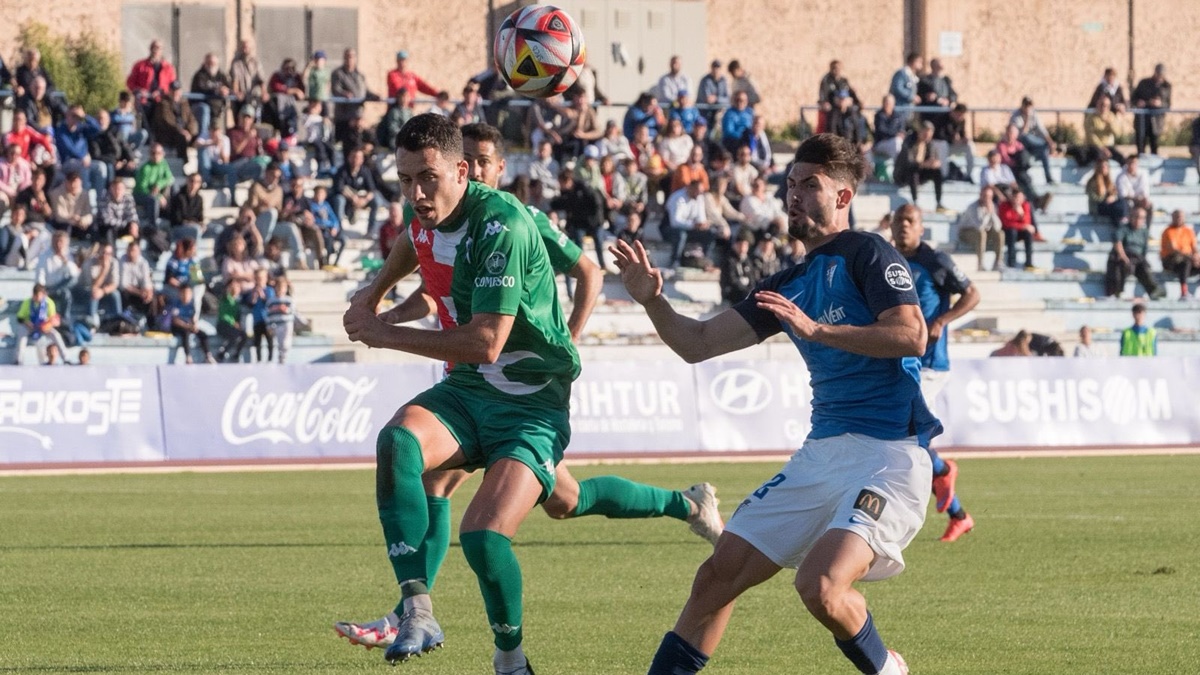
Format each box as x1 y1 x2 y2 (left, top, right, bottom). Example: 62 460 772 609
395 113 463 159
1132 303 1147 315
906 52 921 64
461 123 505 154
792 133 866 192
32 282 46 295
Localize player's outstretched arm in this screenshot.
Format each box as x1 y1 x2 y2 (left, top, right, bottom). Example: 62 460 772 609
564 255 603 341
756 291 927 358
611 240 758 363
379 282 438 325
345 307 515 364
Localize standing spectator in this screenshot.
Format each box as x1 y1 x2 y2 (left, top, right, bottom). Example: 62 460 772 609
719 228 755 304
934 104 976 180
169 285 215 364
300 99 336 175
720 91 754 153
190 52 232 137
527 140 561 210
817 60 860 115
5 109 55 169
895 122 946 212
47 171 93 239
386 50 440 105
309 185 343 265
662 179 714 267
133 143 174 231
1105 205 1164 299
889 53 923 112
697 60 730 130
34 231 78 326
1132 64 1171 156
303 51 331 111
266 275 295 364
213 279 248 363
14 48 54 96
1088 67 1128 112
126 40 177 115
998 189 1036 270
14 283 68 365
377 201 405 260
550 170 608 268
89 110 138 180
727 59 761 108
196 125 230 189
623 92 665 142
563 56 607 107
162 238 201 307
247 163 285 239
956 184 1004 271
265 58 305 137
16 75 65 132
110 92 149 150
1159 210 1199 299
872 95 906 160
0 143 33 209
119 239 155 317
1074 325 1105 357
229 37 266 112
95 179 142 247
1086 158 1128 226
220 236 259 287
1010 97 1055 183
224 109 266 205
149 82 199 157
655 55 692 106
16 167 53 226
280 178 323 268
54 105 104 190
19 205 51 266
331 49 378 147
826 92 871 155
1120 304 1157 356
1116 155 1153 220
242 268 276 363
332 148 379 235
166 172 205 241
81 243 121 327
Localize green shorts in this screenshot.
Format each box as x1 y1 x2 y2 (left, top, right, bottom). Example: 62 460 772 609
406 380 571 502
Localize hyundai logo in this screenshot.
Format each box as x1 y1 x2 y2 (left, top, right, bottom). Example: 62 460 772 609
709 369 773 415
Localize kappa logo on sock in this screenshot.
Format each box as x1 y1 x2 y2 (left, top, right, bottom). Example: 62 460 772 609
388 541 418 558
853 489 887 521
491 623 521 634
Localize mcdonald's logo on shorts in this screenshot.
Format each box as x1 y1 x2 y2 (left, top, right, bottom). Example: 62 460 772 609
854 489 887 521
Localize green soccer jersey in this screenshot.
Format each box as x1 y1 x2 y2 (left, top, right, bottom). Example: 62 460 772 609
527 205 582 275
441 182 580 406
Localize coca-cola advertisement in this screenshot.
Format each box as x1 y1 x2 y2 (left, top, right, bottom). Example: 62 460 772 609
158 364 440 460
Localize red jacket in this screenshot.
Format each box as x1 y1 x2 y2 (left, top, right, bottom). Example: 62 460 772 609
4 126 54 161
998 200 1032 231
126 58 177 101
386 69 439 101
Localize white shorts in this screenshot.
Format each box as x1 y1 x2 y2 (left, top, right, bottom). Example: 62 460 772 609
725 433 932 581
919 368 951 416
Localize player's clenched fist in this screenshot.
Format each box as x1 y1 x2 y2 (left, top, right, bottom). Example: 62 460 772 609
343 303 385 347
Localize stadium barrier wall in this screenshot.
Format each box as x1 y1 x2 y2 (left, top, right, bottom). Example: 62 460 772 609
1 358 1198 464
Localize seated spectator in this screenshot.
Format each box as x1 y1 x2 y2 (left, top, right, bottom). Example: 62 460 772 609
996 124 1051 212
991 330 1032 357
1010 97 1056 183
688 118 717 165
196 126 230 189
221 236 260 287
656 117 694 176
242 268 277 363
213 279 248 363
266 275 295 364
34 230 79 325
574 144 604 195
0 143 34 209
918 57 957 109
720 91 754 152
872 94 906 161
1105 206 1164 299
215 207 264 266
54 105 104 191
190 52 233 138
669 90 702 135
751 230 781 281
596 120 633 160
1120 304 1157 356
617 155 649 219
557 93 603 160
16 75 65 133
224 109 267 206
15 48 55 97
47 171 93 240
818 60 861 117
162 238 200 306
1159 210 1199 299
623 92 665 142
827 92 871 156
745 116 775 175
934 103 976 181
95 179 141 247
167 173 206 241
719 228 755 303
671 144 709 194
279 178 321 269
998 189 1035 270
133 143 174 231
615 207 644 246
956 184 1004 272
979 149 1018 199
631 124 669 192
149 82 199 158
663 179 715 267
550 170 608 268
332 148 380 235
80 243 121 326
452 81 485 127
265 58 305 137
703 173 745 238
0 204 30 269
16 167 54 226
14 283 68 365
169 285 215 364
111 92 149 149
598 154 627 227
4 110 55 170
729 144 759 204
780 238 805 267
300 99 336 176
895 122 947 212
739 176 786 233
309 185 343 265
1086 158 1128 227
1089 67 1128 112
1074 96 1125 167
119 240 155 317
1117 155 1153 222
247 163 285 239
89 109 138 180
527 140 561 210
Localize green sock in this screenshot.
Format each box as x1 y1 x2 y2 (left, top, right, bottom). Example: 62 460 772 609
392 496 452 616
460 530 523 651
376 426 429 588
572 476 691 521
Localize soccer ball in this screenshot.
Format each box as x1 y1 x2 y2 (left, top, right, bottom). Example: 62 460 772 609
494 5 586 98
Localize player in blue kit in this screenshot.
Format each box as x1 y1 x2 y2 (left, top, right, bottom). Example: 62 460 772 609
890 204 978 542
613 133 937 675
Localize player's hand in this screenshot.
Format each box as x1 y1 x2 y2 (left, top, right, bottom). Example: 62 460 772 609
927 318 945 347
347 285 382 313
343 303 386 347
755 290 818 339
609 239 662 305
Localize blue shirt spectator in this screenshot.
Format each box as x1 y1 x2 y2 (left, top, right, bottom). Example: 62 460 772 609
54 111 100 162
721 92 754 152
309 197 338 230
623 93 664 141
889 54 924 108
670 97 702 135
243 283 277 325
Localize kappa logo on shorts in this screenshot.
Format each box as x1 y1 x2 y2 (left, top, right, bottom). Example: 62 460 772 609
884 263 914 291
853 489 887 521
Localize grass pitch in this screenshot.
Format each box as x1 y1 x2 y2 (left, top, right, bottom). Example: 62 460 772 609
1 456 1198 674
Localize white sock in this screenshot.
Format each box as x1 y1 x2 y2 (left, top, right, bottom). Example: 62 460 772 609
876 652 904 675
493 644 526 672
401 593 432 614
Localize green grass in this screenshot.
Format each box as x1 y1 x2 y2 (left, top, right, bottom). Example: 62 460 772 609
2 457 1199 674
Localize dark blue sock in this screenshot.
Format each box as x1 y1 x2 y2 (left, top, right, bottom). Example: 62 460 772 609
927 448 948 476
947 497 965 519
648 631 709 674
834 613 888 674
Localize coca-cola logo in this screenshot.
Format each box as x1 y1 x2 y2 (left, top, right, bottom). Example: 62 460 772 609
220 376 377 445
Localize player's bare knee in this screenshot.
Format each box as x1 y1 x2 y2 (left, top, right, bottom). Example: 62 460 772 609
794 573 842 620
541 492 576 519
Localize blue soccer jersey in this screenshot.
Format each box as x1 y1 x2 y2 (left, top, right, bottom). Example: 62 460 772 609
905 242 972 372
733 230 942 443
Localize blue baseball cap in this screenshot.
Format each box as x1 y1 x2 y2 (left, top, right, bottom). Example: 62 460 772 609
396 50 409 60
313 50 326 59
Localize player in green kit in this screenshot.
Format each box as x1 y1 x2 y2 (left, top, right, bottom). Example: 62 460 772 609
343 114 571 674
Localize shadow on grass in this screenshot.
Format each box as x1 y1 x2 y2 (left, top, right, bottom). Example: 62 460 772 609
1 538 692 552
